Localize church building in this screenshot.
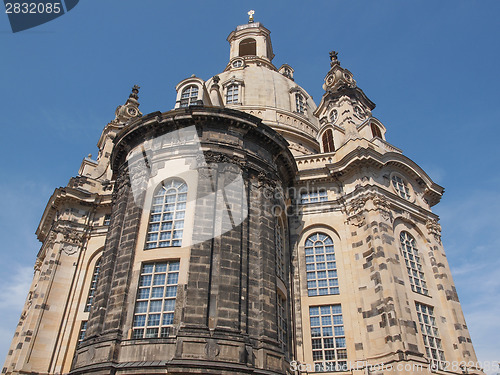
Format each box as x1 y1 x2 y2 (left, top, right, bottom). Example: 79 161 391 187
2 14 482 375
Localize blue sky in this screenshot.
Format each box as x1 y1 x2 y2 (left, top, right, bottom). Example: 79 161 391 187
1 0 499 372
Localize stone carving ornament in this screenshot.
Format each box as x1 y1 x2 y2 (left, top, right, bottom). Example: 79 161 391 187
426 218 442 243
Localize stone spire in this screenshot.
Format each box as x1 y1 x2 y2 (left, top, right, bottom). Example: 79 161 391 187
322 51 357 93
112 85 143 125
314 51 377 147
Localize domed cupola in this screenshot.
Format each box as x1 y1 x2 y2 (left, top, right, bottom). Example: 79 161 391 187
314 52 389 153
225 11 275 71
173 13 321 156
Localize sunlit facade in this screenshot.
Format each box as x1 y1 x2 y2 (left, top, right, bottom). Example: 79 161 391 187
2 18 482 375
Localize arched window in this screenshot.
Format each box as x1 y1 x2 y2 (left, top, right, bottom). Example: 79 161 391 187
295 94 305 114
180 85 199 107
400 231 428 295
322 129 335 153
239 38 256 56
84 257 101 312
226 84 239 104
371 123 382 138
145 179 187 249
275 220 285 281
305 233 339 296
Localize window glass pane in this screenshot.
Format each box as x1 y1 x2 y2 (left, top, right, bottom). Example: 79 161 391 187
84 258 101 312
132 261 180 339
276 293 287 351
145 179 187 249
309 304 346 370
305 233 338 296
295 93 305 114
416 302 445 369
400 231 428 295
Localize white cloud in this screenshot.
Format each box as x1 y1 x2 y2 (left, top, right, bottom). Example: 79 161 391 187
0 265 33 311
434 189 500 374
0 264 33 362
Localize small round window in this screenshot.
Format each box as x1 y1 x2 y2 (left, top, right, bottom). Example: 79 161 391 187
354 106 365 119
232 60 243 68
391 174 412 200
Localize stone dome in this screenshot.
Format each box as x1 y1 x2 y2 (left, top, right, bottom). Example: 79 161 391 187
206 63 320 155
174 22 320 156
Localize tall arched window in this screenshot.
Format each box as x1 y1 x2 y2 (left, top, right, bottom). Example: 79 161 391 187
305 233 339 296
322 129 335 153
295 94 305 114
180 85 199 107
239 38 256 56
275 219 285 281
371 123 382 138
226 84 239 104
400 231 428 295
84 257 101 312
145 179 187 249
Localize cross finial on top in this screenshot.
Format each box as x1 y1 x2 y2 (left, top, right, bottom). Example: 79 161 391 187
248 10 255 23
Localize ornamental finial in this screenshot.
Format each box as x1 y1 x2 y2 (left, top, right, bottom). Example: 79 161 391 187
248 10 255 23
129 84 140 100
329 51 339 66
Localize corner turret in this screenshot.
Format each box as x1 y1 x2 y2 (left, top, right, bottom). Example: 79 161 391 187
314 52 393 153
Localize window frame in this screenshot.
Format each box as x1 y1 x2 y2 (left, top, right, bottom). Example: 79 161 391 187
179 85 200 108
400 231 429 296
103 213 111 226
309 304 348 372
84 257 102 312
304 232 339 297
276 291 287 352
300 190 328 204
145 179 188 249
321 129 335 153
289 87 309 116
329 109 338 123
131 261 180 339
222 78 244 106
415 302 446 370
231 58 244 69
295 93 305 114
275 218 286 282
225 83 240 104
78 320 88 343
371 123 382 139
390 172 413 201
239 38 257 56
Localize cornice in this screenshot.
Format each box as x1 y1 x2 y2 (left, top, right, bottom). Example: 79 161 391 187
112 106 298 187
35 186 112 243
295 144 443 206
314 86 376 118
297 184 440 225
